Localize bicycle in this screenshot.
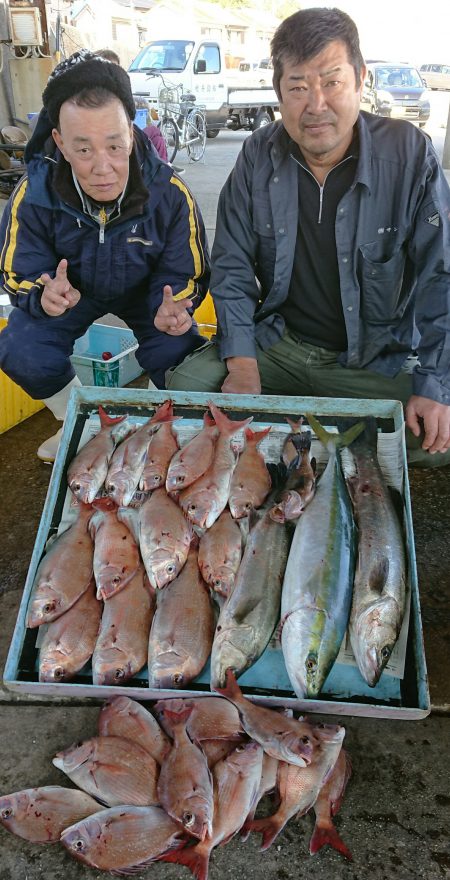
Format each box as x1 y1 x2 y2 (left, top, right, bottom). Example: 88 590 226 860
147 73 207 164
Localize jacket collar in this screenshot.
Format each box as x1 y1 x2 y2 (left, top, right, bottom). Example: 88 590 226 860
268 113 372 192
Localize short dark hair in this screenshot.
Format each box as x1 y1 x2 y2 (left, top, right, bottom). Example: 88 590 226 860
271 7 365 99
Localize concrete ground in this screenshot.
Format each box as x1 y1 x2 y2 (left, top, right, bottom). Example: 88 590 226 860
1 105 450 879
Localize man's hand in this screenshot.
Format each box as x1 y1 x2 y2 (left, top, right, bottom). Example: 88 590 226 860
222 356 261 395
154 285 193 336
406 395 450 454
41 259 81 316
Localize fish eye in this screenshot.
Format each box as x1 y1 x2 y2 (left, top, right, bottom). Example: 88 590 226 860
172 673 183 685
188 504 196 512
74 838 86 851
183 812 195 828
316 722 326 729
381 646 392 660
176 475 185 484
152 475 161 484
306 655 317 671
1 807 13 819
43 602 55 614
54 668 65 679
235 744 246 752
114 669 125 680
112 575 121 585
109 484 116 493
300 736 310 745
73 482 81 492
213 579 222 588
166 563 176 574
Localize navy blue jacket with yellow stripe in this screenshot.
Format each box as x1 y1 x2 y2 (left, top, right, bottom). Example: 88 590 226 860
0 125 210 318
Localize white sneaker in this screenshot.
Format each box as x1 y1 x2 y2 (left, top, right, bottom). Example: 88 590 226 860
37 427 63 464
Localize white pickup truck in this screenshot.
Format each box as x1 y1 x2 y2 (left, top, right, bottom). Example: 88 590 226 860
128 37 280 137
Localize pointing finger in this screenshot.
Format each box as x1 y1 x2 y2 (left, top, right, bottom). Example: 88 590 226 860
55 259 68 279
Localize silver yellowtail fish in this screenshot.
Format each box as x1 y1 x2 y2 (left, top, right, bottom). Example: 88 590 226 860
281 414 364 699
345 418 406 686
210 505 292 689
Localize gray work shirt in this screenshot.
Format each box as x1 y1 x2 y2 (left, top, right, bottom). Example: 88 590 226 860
211 111 450 405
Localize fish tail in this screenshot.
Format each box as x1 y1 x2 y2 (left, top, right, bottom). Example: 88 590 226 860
309 822 353 860
285 416 304 432
150 399 174 424
306 413 365 452
98 405 126 427
213 668 243 701
159 845 210 880
289 430 312 453
162 702 194 729
207 401 253 436
203 411 216 427
91 496 116 512
248 815 283 851
244 425 272 446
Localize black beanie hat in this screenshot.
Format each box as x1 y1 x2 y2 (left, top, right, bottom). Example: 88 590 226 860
42 49 136 126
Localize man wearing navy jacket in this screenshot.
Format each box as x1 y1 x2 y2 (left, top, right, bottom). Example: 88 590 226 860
0 50 210 461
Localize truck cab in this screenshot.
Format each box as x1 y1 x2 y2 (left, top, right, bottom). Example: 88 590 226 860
128 38 229 128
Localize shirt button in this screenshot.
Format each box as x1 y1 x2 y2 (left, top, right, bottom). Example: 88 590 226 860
339 207 345 214
266 223 271 229
279 228 285 234
347 305 353 311
342 257 348 263
273 176 279 183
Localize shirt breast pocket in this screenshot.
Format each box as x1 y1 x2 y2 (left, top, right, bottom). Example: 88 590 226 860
358 241 406 323
252 193 276 280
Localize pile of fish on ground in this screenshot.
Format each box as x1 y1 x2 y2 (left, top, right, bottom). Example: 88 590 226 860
26 398 407 698
0 692 353 876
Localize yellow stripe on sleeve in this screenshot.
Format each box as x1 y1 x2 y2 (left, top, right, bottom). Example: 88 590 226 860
1 178 28 272
170 175 205 301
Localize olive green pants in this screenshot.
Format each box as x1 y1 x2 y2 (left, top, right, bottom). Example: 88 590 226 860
167 329 450 469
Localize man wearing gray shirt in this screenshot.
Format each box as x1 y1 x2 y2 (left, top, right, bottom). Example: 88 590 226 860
168 7 450 467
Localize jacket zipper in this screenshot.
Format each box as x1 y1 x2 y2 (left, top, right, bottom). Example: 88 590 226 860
290 153 353 224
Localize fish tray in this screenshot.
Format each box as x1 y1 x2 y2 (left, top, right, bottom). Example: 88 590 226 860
3 388 430 720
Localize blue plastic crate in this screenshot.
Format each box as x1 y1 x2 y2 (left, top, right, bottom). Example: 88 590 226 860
70 323 144 387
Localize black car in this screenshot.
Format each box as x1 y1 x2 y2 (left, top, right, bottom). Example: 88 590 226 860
360 62 430 127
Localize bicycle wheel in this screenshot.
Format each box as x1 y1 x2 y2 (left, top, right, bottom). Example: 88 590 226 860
186 109 206 161
160 117 179 163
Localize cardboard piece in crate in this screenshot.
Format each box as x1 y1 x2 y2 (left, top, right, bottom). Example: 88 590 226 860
4 389 430 720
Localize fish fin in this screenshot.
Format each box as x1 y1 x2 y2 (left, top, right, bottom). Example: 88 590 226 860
98 405 126 427
285 416 304 432
114 838 186 875
309 823 353 861
207 401 253 436
212 667 243 701
306 413 365 452
248 815 282 851
159 845 210 880
244 425 272 445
